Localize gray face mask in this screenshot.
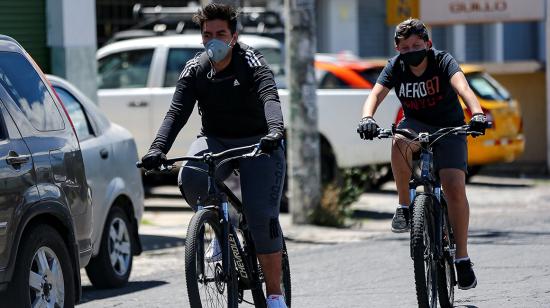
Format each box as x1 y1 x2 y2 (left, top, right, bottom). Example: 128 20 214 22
204 37 235 62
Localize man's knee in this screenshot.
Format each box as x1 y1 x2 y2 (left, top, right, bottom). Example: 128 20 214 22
249 217 283 254
178 167 205 208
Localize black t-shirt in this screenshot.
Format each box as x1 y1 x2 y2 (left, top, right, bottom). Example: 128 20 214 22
150 42 284 154
377 48 465 127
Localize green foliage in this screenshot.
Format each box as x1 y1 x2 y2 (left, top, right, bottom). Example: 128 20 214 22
311 167 373 227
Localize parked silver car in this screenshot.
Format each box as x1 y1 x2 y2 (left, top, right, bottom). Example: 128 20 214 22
47 75 144 288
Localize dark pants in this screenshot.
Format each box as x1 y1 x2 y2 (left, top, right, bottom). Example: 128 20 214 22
178 135 285 254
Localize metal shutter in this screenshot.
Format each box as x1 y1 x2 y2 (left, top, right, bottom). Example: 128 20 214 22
358 0 392 57
465 24 483 62
0 0 49 72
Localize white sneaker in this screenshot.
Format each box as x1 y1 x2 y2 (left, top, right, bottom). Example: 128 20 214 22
205 237 221 262
266 295 287 308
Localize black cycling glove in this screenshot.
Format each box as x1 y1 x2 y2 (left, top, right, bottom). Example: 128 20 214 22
140 148 167 170
259 132 283 154
357 116 379 140
469 113 488 137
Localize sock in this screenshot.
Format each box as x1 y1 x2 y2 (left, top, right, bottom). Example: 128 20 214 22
455 256 470 263
398 204 409 209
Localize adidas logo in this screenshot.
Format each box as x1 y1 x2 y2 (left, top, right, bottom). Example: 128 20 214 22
233 79 240 86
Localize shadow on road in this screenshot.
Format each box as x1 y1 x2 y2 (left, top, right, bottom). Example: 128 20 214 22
140 234 186 251
467 181 532 189
352 209 394 220
80 280 168 304
469 229 550 245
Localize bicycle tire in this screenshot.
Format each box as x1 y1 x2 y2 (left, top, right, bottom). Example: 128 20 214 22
411 194 438 308
437 201 455 308
251 237 292 308
185 209 238 308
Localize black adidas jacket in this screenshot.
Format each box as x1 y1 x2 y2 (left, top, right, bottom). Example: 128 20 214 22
150 42 284 154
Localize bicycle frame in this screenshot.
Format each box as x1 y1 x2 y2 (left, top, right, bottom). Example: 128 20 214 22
213 181 265 292
407 132 447 262
167 145 266 295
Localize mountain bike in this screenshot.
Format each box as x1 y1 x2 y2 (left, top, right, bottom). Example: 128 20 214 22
377 124 482 308
138 144 291 308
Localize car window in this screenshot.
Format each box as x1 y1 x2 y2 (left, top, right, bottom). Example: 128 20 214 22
466 72 511 101
53 86 94 141
98 49 154 89
319 72 350 89
164 48 203 87
0 52 65 131
357 67 383 85
258 47 284 76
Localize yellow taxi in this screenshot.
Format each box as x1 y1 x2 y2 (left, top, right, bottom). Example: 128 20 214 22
460 65 524 173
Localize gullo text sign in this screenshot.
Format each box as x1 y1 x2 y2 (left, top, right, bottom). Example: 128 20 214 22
420 0 545 25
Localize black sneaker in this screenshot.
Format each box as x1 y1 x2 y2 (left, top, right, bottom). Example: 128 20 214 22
455 259 477 290
391 207 410 233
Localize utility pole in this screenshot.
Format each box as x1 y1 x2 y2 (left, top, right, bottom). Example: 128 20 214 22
284 0 320 224
546 0 550 173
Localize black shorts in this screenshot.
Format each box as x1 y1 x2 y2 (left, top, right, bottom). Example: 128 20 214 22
397 117 468 172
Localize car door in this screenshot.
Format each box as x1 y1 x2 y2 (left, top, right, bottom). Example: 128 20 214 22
0 100 40 270
54 85 111 240
150 46 203 158
97 48 155 156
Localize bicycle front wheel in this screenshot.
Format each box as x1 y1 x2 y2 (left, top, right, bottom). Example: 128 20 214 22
411 194 438 308
185 209 238 308
437 201 455 308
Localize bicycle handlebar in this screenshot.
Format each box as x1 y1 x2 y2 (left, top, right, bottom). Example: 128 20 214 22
376 123 488 143
136 143 261 170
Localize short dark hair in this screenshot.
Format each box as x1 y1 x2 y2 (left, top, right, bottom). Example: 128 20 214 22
394 18 429 45
193 3 239 34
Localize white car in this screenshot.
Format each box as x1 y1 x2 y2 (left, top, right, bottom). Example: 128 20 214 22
96 34 400 174
47 75 144 288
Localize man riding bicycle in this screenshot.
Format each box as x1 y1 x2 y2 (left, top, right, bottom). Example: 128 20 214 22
357 18 488 290
140 4 287 307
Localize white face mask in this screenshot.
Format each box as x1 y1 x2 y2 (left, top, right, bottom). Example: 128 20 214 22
204 36 235 62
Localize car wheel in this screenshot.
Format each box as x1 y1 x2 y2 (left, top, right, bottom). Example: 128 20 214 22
7 224 75 308
86 206 133 288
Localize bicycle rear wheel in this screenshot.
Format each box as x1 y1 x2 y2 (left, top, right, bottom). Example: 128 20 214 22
251 237 291 308
437 201 456 308
185 209 238 308
411 194 438 308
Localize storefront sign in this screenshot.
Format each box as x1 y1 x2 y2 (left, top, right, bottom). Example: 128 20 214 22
420 0 545 24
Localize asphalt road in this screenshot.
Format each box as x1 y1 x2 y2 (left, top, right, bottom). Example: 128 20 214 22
76 175 550 307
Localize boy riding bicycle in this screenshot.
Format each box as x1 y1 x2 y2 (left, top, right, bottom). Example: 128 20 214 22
357 18 489 290
140 4 287 307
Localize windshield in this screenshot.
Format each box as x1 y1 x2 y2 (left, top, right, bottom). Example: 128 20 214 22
466 72 511 101
356 67 383 85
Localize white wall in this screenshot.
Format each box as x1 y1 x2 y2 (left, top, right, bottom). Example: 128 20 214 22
47 0 98 102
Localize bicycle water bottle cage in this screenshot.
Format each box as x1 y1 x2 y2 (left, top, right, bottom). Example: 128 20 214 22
419 132 429 143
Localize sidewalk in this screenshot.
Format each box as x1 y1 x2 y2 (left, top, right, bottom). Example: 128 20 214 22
140 184 398 250
140 174 539 249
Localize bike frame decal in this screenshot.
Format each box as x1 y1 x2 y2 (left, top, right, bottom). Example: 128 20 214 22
229 232 249 279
